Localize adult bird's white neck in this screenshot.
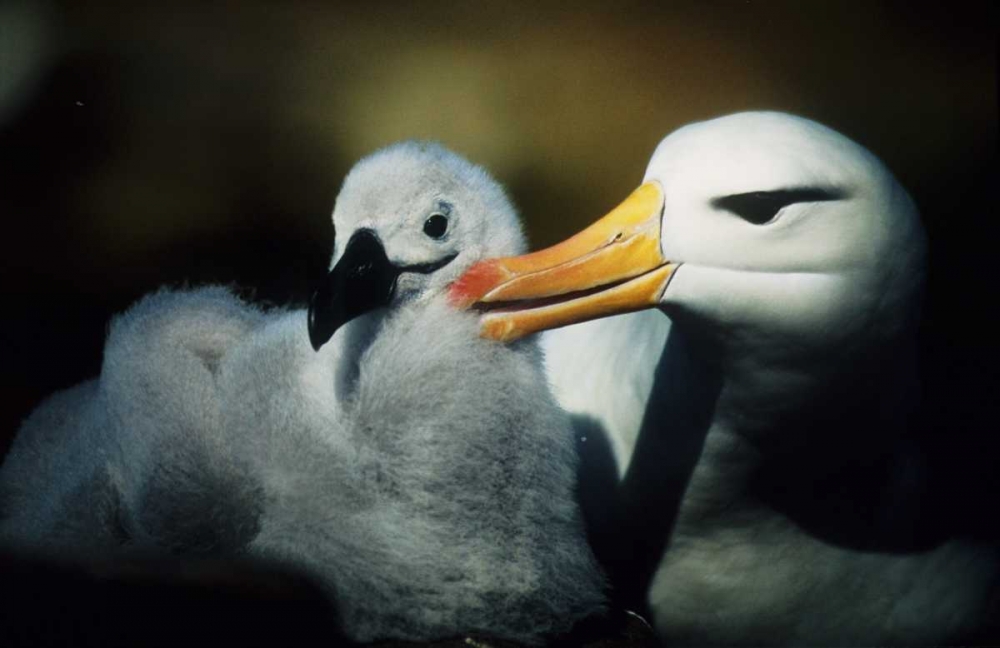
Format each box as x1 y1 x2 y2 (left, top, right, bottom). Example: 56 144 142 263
540 309 670 478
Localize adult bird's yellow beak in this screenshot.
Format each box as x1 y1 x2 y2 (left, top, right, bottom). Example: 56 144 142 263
449 181 678 342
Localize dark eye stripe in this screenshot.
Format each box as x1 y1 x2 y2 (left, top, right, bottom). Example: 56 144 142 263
712 188 845 225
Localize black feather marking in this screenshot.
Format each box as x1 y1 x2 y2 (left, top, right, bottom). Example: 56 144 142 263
712 188 846 225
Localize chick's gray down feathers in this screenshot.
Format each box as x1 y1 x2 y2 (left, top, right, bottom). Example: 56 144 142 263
0 143 606 643
1 287 268 552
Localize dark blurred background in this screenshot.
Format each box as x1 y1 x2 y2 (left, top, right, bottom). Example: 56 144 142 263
0 1 996 469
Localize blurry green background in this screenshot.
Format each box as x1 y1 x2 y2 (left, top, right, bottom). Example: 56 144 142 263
0 1 996 451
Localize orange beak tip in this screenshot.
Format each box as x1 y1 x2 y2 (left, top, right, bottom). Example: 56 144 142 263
448 260 508 308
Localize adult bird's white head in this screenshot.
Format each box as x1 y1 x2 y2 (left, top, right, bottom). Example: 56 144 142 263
308 141 525 350
451 111 925 349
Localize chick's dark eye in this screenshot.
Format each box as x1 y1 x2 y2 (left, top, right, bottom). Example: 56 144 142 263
423 213 449 239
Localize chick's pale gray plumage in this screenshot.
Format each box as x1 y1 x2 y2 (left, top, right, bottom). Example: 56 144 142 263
236 300 605 641
0 142 606 643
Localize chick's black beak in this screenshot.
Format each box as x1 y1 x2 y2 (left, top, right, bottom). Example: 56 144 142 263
308 229 400 351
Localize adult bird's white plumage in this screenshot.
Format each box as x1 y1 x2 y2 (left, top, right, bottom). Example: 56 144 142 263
0 142 606 643
451 112 999 644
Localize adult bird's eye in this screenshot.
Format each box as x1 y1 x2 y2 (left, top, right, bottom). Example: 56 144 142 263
423 213 449 239
712 188 844 225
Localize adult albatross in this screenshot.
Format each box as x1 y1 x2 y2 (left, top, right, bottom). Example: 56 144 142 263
451 111 999 644
0 142 606 644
